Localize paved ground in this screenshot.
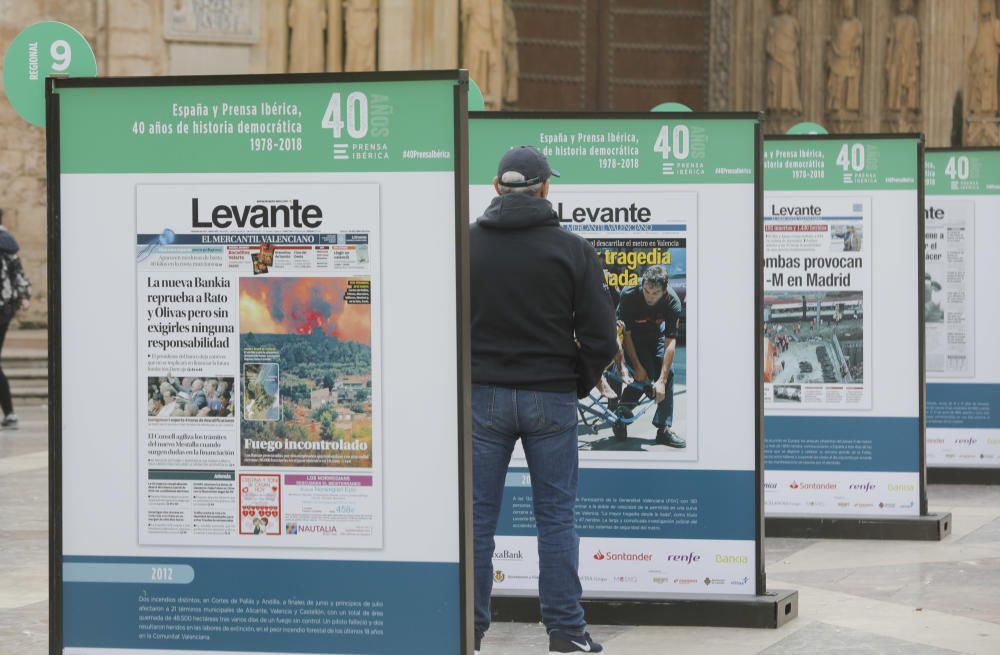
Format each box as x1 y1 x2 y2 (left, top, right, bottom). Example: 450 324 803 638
3 404 999 654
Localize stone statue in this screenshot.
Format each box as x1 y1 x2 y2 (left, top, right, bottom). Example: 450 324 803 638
289 0 327 73
826 0 863 116
766 0 802 114
885 0 920 113
967 0 1000 117
502 0 519 106
463 0 502 109
345 0 378 72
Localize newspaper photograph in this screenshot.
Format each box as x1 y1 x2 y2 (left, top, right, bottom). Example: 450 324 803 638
136 183 383 548
763 196 872 410
924 199 975 378
559 190 698 462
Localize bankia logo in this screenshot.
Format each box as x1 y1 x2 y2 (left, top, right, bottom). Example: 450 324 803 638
493 549 524 561
715 554 749 565
888 484 914 493
848 482 876 492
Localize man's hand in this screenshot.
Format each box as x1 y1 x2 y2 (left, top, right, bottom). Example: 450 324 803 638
20 298 30 311
653 378 667 404
633 365 649 383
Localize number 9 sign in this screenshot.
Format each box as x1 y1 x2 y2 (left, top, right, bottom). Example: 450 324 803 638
3 21 97 127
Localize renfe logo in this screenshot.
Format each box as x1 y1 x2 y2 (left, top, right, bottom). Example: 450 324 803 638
191 198 323 229
666 552 701 564
848 482 876 492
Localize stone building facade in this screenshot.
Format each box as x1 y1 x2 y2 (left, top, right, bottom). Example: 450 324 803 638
1 0 998 325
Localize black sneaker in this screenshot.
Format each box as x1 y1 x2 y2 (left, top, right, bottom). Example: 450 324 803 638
611 420 627 441
549 630 603 653
655 427 686 448
475 633 482 654
1 414 18 429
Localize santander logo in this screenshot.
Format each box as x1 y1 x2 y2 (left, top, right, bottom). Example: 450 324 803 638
593 550 652 562
789 481 800 489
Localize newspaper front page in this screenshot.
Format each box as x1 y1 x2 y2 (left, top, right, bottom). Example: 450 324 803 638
136 183 383 548
763 196 872 410
924 199 974 378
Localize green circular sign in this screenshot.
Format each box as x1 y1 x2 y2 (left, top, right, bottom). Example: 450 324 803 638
468 79 486 112
3 21 97 127
786 121 829 135
650 102 693 112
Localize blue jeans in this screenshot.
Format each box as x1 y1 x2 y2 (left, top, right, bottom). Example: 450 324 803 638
472 384 585 638
617 336 673 429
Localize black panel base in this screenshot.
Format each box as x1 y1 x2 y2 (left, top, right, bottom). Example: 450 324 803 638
929 467 1000 485
491 589 798 629
765 512 952 540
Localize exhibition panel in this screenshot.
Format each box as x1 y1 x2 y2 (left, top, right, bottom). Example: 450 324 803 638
925 148 1000 484
47 72 472 655
470 113 796 627
764 135 949 540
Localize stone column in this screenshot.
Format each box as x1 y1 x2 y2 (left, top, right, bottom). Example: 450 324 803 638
327 0 344 72
709 0 733 111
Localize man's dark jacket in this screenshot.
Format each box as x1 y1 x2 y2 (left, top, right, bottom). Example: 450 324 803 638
470 193 618 398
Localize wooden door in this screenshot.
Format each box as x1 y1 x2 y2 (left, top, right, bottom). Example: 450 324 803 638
511 0 710 111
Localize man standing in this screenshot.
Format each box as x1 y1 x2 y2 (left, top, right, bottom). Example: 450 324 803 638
612 265 686 448
470 146 616 654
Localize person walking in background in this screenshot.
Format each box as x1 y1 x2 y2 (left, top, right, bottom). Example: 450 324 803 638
470 146 617 654
0 210 32 429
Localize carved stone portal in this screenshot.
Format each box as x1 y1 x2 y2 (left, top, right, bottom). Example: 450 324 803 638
345 0 378 72
766 0 802 121
288 0 327 73
826 0 863 129
463 0 503 109
885 0 920 132
966 0 1000 145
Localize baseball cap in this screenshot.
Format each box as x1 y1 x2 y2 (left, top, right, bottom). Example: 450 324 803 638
497 145 560 187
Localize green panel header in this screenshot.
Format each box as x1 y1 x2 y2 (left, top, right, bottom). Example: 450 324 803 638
925 149 1000 195
765 137 920 191
55 79 459 173
470 116 758 185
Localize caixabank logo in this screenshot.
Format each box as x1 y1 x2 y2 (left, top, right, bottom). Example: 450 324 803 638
493 549 524 561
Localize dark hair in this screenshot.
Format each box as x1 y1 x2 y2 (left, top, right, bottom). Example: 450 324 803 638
641 265 669 291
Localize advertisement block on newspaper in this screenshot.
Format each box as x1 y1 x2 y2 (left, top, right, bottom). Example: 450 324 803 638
925 149 1000 470
470 114 762 597
763 136 922 516
51 74 469 655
